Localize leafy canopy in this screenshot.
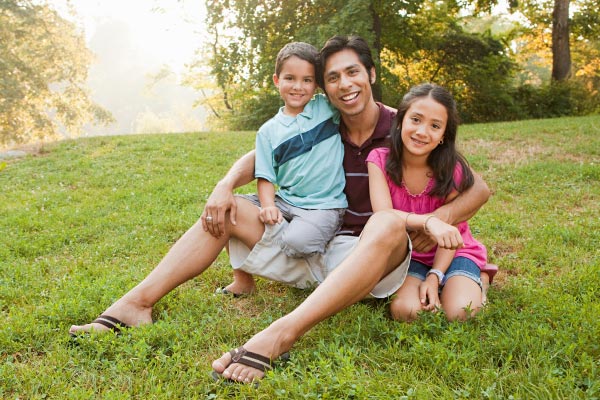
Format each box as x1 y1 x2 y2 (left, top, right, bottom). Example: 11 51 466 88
0 0 113 146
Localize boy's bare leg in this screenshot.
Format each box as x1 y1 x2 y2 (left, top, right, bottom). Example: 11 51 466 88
212 210 409 383
69 199 264 334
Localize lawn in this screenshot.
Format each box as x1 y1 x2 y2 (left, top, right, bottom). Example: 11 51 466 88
1 115 599 399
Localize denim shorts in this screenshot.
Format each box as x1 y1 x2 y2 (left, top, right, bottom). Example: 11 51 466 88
407 256 482 290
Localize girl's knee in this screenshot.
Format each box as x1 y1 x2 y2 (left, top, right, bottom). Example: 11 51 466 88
443 302 481 321
389 298 420 322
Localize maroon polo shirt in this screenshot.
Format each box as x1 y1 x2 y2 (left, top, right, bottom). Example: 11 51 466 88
338 102 396 236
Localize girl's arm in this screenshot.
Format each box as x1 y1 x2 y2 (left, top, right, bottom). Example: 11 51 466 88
257 178 282 225
420 248 455 311
367 162 393 211
368 162 463 250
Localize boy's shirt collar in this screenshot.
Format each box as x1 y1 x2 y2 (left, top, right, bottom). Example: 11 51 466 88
275 96 317 127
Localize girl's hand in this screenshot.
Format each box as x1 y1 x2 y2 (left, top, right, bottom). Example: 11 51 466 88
424 216 464 250
419 276 441 311
259 206 283 225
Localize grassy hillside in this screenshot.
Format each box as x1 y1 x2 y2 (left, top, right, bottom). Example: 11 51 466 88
1 115 599 399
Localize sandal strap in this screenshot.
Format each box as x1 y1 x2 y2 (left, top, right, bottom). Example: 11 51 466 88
229 346 272 372
92 315 129 333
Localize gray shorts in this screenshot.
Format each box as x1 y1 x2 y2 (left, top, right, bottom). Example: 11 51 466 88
229 198 411 298
240 194 345 258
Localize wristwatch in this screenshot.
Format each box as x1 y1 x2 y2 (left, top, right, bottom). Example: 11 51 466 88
426 269 445 286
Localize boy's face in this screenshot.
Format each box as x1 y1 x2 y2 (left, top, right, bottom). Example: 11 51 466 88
273 56 317 116
323 49 376 118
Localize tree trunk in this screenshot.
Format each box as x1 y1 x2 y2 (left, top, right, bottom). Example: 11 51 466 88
551 0 571 81
370 1 383 102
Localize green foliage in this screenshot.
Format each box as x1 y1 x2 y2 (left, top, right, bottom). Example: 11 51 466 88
0 115 599 397
0 0 113 146
197 0 600 129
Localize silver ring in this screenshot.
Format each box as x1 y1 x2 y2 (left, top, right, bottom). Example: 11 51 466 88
206 216 213 222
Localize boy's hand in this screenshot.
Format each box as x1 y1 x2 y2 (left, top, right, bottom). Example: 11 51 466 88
419 276 441 311
259 206 283 225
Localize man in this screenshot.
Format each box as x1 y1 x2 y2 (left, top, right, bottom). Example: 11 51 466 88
70 36 490 384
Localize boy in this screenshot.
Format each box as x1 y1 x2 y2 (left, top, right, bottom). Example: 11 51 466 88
219 42 347 295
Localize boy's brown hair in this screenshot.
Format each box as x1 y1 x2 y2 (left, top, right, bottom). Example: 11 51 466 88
275 42 319 77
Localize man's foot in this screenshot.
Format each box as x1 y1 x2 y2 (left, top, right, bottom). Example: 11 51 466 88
211 320 295 383
68 298 153 335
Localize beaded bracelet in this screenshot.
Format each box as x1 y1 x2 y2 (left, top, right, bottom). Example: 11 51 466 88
423 215 437 233
405 212 415 226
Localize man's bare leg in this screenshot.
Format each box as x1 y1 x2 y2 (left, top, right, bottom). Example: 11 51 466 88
69 198 264 334
212 210 409 383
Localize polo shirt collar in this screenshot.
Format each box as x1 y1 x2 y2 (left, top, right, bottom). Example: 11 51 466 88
339 102 394 149
274 100 315 127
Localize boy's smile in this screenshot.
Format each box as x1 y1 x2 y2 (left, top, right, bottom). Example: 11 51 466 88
273 56 317 117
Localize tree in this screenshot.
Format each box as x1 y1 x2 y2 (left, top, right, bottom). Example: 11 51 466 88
199 0 516 128
0 0 112 146
551 0 570 81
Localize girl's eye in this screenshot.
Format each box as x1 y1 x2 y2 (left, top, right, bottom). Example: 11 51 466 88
433 124 440 129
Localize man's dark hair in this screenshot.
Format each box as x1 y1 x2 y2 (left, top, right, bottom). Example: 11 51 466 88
317 35 375 88
275 42 319 77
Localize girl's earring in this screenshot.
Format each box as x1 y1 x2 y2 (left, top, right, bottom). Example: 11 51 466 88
439 138 444 144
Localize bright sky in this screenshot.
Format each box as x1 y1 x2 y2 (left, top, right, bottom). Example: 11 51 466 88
52 0 207 75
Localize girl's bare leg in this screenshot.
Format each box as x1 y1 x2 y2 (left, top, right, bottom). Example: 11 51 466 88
69 199 264 334
440 275 483 321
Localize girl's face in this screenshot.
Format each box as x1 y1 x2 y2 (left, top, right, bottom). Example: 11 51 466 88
401 96 448 158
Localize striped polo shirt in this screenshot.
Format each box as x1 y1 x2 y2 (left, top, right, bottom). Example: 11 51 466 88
337 102 396 236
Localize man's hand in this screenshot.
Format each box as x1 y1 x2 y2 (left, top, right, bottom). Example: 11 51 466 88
409 230 437 253
201 181 237 238
259 206 283 225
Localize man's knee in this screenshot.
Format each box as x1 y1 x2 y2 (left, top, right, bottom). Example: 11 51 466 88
363 210 407 248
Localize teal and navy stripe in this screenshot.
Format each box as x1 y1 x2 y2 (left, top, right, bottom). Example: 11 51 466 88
273 118 339 168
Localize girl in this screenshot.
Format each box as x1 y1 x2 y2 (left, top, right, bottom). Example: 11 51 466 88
367 83 488 321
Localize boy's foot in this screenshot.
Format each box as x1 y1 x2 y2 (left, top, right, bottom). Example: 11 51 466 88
215 281 256 297
68 298 153 335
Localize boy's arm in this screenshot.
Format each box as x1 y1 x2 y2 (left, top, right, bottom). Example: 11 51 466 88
201 150 256 237
257 178 282 225
410 169 490 252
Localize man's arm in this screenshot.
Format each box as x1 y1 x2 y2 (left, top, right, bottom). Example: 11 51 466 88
410 169 490 253
201 150 256 237
434 170 490 225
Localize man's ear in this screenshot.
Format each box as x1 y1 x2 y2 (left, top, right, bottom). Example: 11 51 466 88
369 67 376 85
273 73 279 87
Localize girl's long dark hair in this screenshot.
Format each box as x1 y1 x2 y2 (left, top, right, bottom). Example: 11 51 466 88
385 83 474 198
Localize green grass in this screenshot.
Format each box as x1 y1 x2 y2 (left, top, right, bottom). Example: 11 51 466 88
1 115 599 399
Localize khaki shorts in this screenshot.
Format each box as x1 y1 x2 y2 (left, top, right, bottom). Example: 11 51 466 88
229 219 411 298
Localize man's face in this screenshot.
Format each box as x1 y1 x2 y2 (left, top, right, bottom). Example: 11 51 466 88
323 49 376 118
